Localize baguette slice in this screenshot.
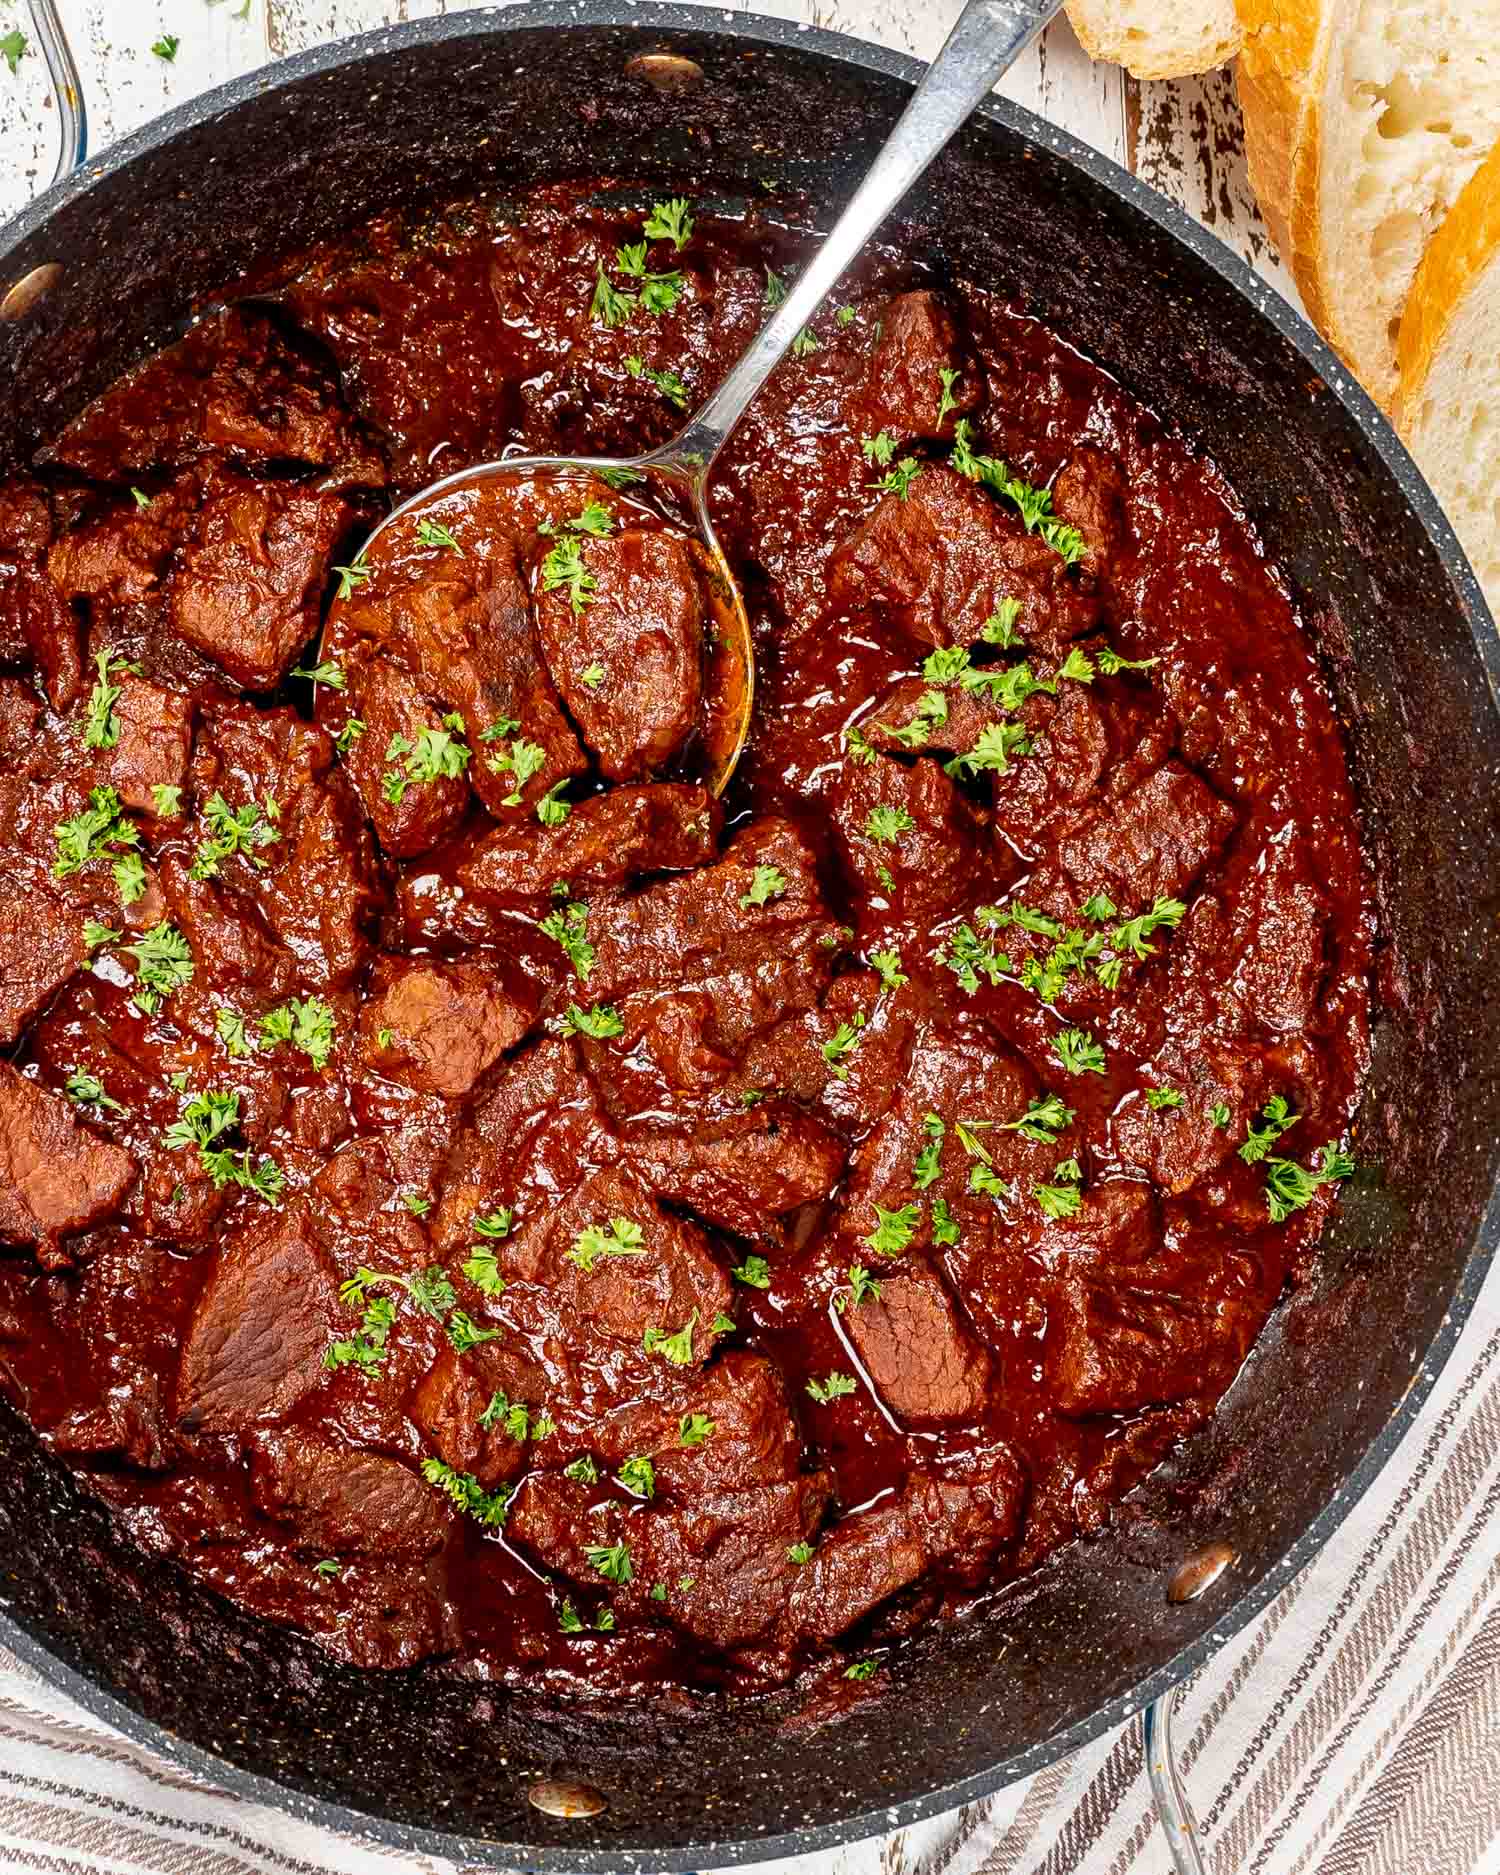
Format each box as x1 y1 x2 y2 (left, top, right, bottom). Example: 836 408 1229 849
1397 136 1500 618
1065 0 1241 79
1235 0 1500 410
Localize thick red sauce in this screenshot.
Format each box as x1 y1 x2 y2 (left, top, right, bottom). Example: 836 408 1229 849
0 184 1372 1699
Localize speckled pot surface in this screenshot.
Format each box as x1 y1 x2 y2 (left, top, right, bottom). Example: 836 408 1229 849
2 6 1499 1869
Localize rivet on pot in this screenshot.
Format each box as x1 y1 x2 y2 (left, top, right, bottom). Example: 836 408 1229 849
528 1778 608 1819
1167 1542 1237 1604
1 262 64 322
624 52 706 93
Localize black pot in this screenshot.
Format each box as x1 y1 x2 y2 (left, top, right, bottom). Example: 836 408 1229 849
2 5 1498 1868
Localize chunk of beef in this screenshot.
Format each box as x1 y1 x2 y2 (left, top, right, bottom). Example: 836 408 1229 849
248 1429 447 1556
648 1351 806 1496
91 675 193 816
989 666 1174 847
45 307 381 483
584 818 837 1051
844 1261 992 1425
829 750 988 925
176 1205 339 1433
409 1342 550 1491
1197 832 1330 1036
255 778 382 991
340 655 471 857
856 290 980 441
8 567 83 710
1045 1249 1262 1416
168 476 353 689
0 676 41 745
0 477 52 558
358 954 539 1098
138 1148 235 1249
535 528 704 780
459 782 720 908
1051 446 1130 582
46 477 199 603
194 696 331 805
736 972 917 1138
860 674 995 759
506 1163 730 1365
339 540 586 819
622 1102 845 1241
159 855 298 1000
1043 762 1237 913
839 1024 1054 1248
0 1064 136 1258
788 1445 1025 1639
829 465 1099 653
0 877 86 1046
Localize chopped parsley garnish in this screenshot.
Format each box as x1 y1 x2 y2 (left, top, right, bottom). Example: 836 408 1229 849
1145 1087 1185 1111
1052 1027 1107 1076
1034 1158 1084 1220
1000 1094 1075 1143
486 736 547 806
790 328 820 359
643 197 694 249
151 33 179 60
150 783 183 818
401 1190 432 1217
1265 1144 1354 1222
623 355 689 407
335 719 365 756
642 1311 698 1366
124 920 193 1013
447 1310 501 1354
594 1608 616 1632
1 31 29 75
981 597 1025 646
81 650 133 749
1239 1096 1298 1163
290 658 346 692
1210 1102 1233 1130
1111 896 1187 959
420 1458 514 1527
328 1265 464 1375
822 1012 866 1080
870 457 921 500
479 1390 542 1440
416 519 460 551
787 1541 814 1564
591 265 637 327
940 921 1010 994
936 367 962 425
539 899 595 979
560 1002 624 1041
579 664 605 689
931 1197 961 1246
65 1069 124 1115
473 1208 515 1240
806 1371 857 1405
861 431 898 467
569 1215 647 1272
163 1089 282 1204
732 1253 772 1289
536 781 574 825
678 1412 716 1447
585 1540 634 1584
113 852 147 905
539 532 597 614
844 1659 879 1681
313 1559 340 1579
259 996 335 1070
558 1598 585 1633
564 1454 600 1483
615 242 685 314
864 804 916 845
189 791 280 879
330 554 371 601
739 864 788 909
870 947 907 991
615 1455 656 1499
912 1112 945 1190
837 1264 882 1311
1098 645 1160 676
83 920 120 953
383 714 471 804
945 720 1033 778
53 786 140 887
215 1008 254 1058
764 268 788 308
864 1200 920 1257
951 419 1086 564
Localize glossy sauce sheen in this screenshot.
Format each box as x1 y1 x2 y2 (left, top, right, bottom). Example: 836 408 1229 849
0 185 1373 1699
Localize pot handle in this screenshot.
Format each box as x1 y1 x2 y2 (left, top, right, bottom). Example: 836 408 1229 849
25 0 88 189
1145 1684 1207 1875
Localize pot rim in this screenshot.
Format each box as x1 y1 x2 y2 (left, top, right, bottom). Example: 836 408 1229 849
2 4 1498 1868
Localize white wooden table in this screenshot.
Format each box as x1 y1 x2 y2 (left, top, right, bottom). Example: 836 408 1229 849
0 0 1300 324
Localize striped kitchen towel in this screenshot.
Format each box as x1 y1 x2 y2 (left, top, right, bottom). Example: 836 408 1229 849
3 1261 1498 1875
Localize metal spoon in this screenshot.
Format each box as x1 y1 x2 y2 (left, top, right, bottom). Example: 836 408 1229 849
330 0 1062 794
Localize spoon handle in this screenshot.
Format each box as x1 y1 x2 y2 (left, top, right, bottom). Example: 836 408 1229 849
656 0 1065 478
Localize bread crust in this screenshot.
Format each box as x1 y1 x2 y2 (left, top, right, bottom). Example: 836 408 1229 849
1396 137 1500 431
1065 1 1241 79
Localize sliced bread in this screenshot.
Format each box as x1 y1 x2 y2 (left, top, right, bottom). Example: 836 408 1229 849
1396 135 1500 618
1065 0 1241 79
1235 0 1500 410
